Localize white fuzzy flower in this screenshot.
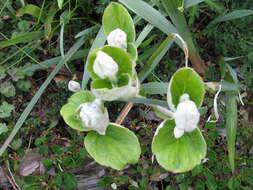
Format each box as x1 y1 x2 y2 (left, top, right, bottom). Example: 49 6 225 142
107 29 127 50
79 99 109 135
93 51 119 80
68 80 81 92
173 93 200 139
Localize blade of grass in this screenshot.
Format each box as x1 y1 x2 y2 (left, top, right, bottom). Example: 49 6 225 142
17 4 41 18
75 25 100 38
24 49 89 72
210 9 253 25
225 91 238 173
0 31 43 49
0 37 85 157
185 0 207 8
81 27 106 89
138 35 174 82
142 82 169 95
119 0 177 34
0 32 40 65
135 24 154 47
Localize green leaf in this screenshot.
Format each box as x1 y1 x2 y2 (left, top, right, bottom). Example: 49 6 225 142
142 82 169 95
0 102 14 118
210 9 253 25
119 0 177 34
24 50 87 72
0 81 16 97
0 123 8 135
16 81 32 92
75 25 100 39
58 0 64 9
11 138 22 150
167 67 205 111
103 2 135 42
84 123 141 170
60 91 95 131
86 46 133 80
135 24 154 47
225 92 238 173
44 5 59 40
0 31 43 49
185 0 207 8
152 120 206 173
17 4 42 18
61 172 77 190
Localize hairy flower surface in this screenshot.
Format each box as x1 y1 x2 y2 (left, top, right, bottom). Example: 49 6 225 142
68 80 81 92
79 99 109 135
93 51 119 80
107 29 127 50
173 94 200 138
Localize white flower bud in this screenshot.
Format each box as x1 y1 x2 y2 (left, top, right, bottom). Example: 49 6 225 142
68 80 81 92
79 99 109 135
107 29 127 50
93 51 119 80
173 93 200 138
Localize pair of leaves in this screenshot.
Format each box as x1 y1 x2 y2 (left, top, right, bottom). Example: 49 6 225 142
152 68 207 173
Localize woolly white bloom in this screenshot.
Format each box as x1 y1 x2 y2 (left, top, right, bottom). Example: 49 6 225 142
173 93 200 139
93 51 119 80
107 29 127 50
79 99 109 135
68 80 81 92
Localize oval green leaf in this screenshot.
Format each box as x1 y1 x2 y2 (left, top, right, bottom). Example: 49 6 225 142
84 123 141 170
167 67 205 111
60 91 95 131
103 2 135 42
152 119 207 173
86 46 133 80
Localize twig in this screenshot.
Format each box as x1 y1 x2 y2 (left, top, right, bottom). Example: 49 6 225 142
6 161 21 190
116 102 134 125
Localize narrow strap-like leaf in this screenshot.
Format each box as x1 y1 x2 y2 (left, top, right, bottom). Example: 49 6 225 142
119 0 177 34
210 9 253 25
185 0 207 8
225 91 238 173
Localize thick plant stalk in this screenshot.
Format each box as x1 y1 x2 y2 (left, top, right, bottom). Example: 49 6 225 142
225 91 238 173
161 0 206 75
